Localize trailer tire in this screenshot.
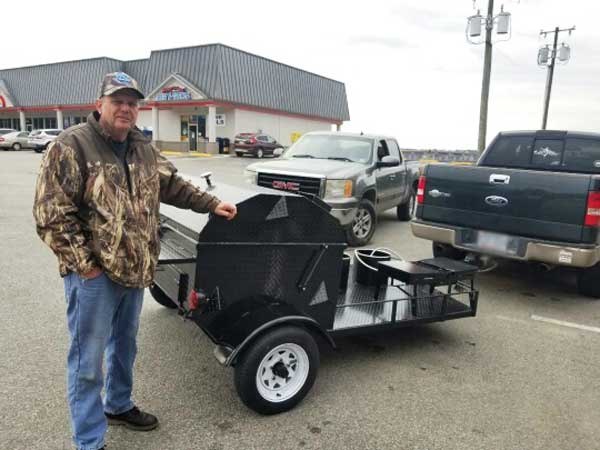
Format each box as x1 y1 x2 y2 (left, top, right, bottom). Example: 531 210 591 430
234 325 319 415
577 264 600 298
149 283 178 309
432 242 467 260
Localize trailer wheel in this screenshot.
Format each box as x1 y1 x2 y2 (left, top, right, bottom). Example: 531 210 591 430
432 242 467 260
149 283 178 309
577 264 600 298
234 325 319 415
346 199 376 247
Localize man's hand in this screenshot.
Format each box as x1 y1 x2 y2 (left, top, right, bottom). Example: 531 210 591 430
81 267 103 280
214 202 237 220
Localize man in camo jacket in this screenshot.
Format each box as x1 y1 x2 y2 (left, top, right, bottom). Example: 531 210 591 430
33 72 237 450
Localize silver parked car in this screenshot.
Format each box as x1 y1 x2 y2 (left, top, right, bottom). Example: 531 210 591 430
0 131 31 151
28 129 61 153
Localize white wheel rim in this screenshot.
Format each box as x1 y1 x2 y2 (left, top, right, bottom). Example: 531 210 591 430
256 343 309 403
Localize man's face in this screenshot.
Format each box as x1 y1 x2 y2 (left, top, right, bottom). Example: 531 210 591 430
96 90 139 136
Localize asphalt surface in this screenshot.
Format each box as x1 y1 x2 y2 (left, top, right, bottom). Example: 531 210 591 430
1 151 599 450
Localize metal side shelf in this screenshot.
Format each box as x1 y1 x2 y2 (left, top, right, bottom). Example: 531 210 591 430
157 235 197 265
330 262 478 336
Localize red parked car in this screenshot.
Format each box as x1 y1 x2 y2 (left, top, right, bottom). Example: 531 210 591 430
234 133 283 158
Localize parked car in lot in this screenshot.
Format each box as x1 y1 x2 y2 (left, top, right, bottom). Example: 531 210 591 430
234 133 283 158
0 131 31 150
244 131 421 246
28 129 61 153
0 128 17 136
412 130 600 297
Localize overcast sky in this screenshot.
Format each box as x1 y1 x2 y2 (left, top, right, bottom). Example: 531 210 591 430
3 0 598 149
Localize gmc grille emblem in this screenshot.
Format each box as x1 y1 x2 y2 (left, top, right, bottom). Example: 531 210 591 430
272 180 300 191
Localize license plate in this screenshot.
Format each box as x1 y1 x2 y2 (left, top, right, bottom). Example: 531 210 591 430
476 231 510 252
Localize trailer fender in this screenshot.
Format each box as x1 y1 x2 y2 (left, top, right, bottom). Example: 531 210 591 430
215 311 336 366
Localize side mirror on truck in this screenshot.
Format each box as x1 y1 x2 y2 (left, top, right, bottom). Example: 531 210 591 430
376 156 400 168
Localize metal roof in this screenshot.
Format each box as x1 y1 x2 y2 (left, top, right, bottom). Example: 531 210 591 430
0 57 122 107
0 44 349 121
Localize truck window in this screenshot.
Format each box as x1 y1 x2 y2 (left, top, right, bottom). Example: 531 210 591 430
386 139 403 163
377 140 389 160
483 136 534 168
562 138 600 173
531 139 564 169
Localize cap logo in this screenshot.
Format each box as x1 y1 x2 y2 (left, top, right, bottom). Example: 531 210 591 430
114 72 132 84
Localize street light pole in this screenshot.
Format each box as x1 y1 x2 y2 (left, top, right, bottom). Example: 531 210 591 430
478 0 494 153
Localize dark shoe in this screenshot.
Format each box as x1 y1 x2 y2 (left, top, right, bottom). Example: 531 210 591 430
105 406 159 431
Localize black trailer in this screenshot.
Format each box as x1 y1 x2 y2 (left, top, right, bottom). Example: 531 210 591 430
152 175 478 415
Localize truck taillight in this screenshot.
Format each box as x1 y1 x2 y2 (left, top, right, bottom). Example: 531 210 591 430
417 176 426 204
585 191 600 227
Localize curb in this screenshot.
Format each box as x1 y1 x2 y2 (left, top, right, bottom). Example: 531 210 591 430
161 151 214 157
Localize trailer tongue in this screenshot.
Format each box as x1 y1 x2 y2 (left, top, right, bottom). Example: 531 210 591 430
152 175 479 414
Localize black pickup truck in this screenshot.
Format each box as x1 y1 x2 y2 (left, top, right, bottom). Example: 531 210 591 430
411 130 600 297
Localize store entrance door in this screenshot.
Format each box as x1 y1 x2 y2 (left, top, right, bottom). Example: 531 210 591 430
189 125 198 151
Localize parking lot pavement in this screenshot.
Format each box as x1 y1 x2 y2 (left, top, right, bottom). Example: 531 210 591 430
1 151 599 450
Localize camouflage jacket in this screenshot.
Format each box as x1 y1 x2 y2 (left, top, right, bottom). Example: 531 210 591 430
33 112 221 288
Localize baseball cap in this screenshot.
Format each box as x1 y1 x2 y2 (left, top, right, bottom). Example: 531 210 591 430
99 72 145 99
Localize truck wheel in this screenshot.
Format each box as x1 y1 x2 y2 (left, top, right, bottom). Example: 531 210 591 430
346 199 376 246
234 325 319 415
236 151 243 157
256 148 264 158
577 265 600 298
149 283 178 309
397 190 415 221
432 242 466 260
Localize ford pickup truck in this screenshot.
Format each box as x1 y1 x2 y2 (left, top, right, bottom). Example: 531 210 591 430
243 131 420 246
411 130 600 297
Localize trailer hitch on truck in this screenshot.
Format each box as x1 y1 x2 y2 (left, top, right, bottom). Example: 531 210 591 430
151 175 479 415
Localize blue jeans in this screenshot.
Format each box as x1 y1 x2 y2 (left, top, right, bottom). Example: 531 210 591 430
64 271 144 450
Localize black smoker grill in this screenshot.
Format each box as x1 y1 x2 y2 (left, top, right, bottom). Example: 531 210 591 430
152 174 479 415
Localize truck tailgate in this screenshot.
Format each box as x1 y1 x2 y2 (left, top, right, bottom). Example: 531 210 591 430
420 164 592 243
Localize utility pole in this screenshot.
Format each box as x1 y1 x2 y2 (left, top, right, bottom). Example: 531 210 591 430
478 0 494 153
467 1 512 153
539 26 575 130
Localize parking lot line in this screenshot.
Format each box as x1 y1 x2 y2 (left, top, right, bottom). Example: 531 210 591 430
530 315 600 334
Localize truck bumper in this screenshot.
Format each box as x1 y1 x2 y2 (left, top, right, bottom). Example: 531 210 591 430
329 206 357 226
411 221 600 268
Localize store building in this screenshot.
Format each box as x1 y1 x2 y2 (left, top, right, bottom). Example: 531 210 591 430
0 44 350 152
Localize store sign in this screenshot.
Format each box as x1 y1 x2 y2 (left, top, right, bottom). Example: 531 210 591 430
216 114 226 127
155 86 192 101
